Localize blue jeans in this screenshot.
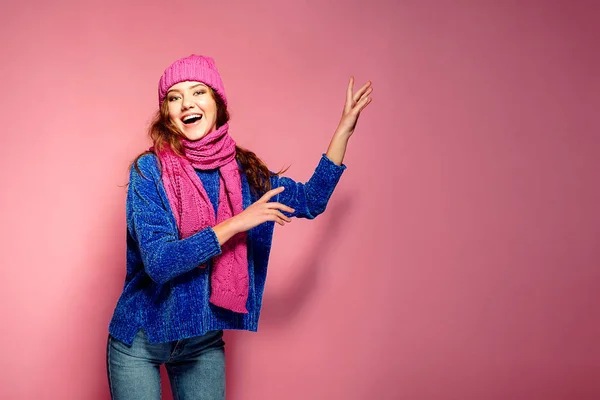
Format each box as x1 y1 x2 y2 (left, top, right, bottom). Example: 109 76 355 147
106 329 226 400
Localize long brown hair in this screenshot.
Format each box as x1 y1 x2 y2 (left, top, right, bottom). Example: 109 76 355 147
132 87 285 195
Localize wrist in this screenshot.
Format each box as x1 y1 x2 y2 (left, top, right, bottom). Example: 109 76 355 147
224 216 241 236
333 128 352 141
213 216 241 246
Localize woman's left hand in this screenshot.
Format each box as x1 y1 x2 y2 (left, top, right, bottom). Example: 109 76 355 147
325 77 373 165
335 77 373 138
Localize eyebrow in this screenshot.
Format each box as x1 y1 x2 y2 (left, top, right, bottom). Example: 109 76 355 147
166 83 207 95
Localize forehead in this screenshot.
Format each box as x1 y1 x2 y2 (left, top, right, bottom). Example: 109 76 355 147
167 81 208 93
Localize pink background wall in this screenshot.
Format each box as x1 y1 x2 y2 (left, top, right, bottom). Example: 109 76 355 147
1 0 599 399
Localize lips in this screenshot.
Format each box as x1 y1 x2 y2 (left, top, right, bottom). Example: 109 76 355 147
182 114 203 124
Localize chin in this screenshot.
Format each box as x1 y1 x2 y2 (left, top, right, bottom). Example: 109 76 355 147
184 130 208 141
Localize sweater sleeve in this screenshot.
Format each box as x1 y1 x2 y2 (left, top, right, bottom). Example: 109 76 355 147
127 156 222 284
275 154 347 219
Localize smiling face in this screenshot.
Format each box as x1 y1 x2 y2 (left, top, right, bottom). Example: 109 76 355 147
166 81 218 141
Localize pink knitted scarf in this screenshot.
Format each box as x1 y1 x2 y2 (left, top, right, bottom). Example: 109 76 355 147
154 123 249 313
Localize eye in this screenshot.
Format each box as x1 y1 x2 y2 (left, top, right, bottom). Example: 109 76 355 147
168 95 181 102
194 90 206 96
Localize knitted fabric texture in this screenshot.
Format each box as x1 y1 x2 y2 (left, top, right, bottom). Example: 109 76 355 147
158 55 227 106
155 123 249 313
109 153 346 345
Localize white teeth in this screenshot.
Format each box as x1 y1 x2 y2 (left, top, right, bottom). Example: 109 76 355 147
183 114 202 122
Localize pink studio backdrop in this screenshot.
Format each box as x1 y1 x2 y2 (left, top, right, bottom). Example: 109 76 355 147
1 1 599 399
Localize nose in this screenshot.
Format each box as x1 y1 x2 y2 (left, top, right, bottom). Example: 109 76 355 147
182 96 195 110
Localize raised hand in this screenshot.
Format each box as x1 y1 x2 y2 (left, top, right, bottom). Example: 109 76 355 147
335 77 373 137
325 77 373 166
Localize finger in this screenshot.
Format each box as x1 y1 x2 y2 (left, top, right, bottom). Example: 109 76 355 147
356 87 373 103
355 90 372 112
345 76 355 113
276 216 292 226
269 209 292 223
258 186 285 203
266 202 295 214
354 88 372 110
352 95 372 114
352 81 372 103
269 213 289 226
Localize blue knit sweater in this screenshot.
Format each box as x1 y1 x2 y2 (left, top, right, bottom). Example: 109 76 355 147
108 153 346 345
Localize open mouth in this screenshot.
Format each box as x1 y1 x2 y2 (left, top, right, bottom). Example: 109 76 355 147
182 114 203 125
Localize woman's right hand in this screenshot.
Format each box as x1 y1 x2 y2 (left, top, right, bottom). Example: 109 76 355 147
213 186 294 245
234 186 295 231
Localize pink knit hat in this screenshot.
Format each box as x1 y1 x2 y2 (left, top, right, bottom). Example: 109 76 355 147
158 54 227 107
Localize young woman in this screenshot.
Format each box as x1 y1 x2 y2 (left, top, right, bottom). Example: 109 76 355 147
106 54 372 399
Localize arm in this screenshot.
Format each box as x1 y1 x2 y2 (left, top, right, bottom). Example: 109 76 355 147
325 76 373 166
128 156 222 284
277 76 373 219
276 155 346 219
174 78 373 243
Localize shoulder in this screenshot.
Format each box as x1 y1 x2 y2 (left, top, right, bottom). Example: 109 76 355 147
128 153 163 198
135 153 160 172
130 153 160 180
126 153 166 208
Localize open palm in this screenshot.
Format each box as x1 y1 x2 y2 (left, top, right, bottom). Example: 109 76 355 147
336 77 373 137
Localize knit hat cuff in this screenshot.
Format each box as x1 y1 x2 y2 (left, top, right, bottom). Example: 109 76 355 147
158 55 227 106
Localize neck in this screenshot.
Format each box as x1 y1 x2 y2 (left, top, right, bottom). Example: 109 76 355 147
181 123 236 170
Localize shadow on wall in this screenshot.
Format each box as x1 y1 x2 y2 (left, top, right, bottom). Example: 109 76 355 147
222 193 355 399
260 193 355 327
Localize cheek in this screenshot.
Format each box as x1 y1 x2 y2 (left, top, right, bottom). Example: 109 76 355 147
168 114 181 126
199 99 217 115
167 104 180 121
